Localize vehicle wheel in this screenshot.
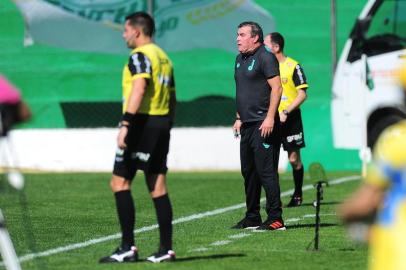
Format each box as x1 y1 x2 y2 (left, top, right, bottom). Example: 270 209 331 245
367 114 404 149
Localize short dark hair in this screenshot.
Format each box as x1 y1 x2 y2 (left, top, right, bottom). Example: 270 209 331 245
270 32 285 52
238 21 264 43
125 12 155 37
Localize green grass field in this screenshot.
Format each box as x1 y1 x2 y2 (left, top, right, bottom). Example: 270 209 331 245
0 171 368 270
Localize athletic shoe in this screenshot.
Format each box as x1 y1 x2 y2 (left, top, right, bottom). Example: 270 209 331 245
286 195 303 207
99 246 138 263
231 217 262 229
256 219 286 231
146 250 176 263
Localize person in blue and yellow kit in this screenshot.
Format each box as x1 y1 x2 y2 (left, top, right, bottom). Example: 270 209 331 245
339 63 406 270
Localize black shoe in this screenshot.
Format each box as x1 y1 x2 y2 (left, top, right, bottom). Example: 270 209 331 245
99 246 138 263
286 195 303 207
231 217 262 229
256 219 286 231
146 250 176 263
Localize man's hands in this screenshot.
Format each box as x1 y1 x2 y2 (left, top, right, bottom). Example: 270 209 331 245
234 115 277 138
117 125 129 149
259 116 274 137
233 119 242 138
279 111 288 123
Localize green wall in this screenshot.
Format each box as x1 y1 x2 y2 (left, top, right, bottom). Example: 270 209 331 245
0 0 367 170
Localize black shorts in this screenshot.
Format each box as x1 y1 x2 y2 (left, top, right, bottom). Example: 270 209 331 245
113 114 171 180
281 109 306 151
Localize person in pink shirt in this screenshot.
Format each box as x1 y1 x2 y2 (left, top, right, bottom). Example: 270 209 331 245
0 75 22 104
0 74 31 136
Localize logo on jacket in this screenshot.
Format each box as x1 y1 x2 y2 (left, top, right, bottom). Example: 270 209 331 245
248 59 255 71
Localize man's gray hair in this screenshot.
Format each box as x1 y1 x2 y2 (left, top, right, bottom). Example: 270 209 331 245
238 21 264 43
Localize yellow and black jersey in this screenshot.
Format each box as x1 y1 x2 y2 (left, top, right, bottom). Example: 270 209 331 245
122 43 175 115
278 57 308 112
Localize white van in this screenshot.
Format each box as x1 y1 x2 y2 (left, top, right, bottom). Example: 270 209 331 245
332 0 406 157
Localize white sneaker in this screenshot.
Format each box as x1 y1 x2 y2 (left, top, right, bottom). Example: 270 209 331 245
99 246 138 263
146 250 176 263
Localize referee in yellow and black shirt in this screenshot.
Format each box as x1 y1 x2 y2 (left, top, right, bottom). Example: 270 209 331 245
264 32 308 207
100 12 176 264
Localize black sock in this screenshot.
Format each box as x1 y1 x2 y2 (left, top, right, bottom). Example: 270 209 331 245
114 190 135 250
293 166 304 196
153 194 173 252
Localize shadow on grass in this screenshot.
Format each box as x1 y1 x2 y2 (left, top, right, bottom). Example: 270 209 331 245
286 223 338 229
175 253 246 262
338 248 357 251
103 253 246 265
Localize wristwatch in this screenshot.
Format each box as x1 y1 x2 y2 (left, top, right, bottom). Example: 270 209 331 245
118 122 129 128
282 110 289 116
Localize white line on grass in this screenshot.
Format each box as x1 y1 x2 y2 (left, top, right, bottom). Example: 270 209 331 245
228 232 251 239
190 212 338 250
285 217 301 223
190 247 210 252
210 240 232 246
285 213 337 225
7 175 360 265
301 213 336 219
